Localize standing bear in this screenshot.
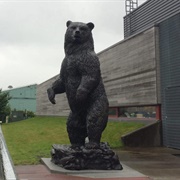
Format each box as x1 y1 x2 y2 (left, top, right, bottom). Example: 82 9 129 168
47 21 109 149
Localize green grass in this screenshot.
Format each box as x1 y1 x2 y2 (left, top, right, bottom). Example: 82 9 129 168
2 116 145 165
102 121 145 148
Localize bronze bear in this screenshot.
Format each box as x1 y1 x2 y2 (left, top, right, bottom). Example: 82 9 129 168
47 21 109 149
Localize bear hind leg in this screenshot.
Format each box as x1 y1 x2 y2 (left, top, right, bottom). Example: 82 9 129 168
86 98 109 149
67 112 87 148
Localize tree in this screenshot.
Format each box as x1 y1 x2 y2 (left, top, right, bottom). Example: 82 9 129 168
0 89 11 116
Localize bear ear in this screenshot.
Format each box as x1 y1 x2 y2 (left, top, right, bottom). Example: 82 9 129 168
87 22 94 30
66 20 72 27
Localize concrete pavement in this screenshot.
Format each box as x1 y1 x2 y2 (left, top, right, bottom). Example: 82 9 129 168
15 164 151 180
115 147 180 180
15 147 180 180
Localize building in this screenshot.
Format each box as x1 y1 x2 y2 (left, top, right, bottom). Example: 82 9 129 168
4 84 37 113
124 0 180 150
36 1 180 149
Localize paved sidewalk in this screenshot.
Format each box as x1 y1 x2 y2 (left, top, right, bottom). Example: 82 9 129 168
15 164 151 180
15 147 180 180
115 147 180 180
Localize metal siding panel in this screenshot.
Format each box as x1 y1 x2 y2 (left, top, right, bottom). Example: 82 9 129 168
7 85 37 112
124 0 180 38
164 87 180 149
159 14 180 149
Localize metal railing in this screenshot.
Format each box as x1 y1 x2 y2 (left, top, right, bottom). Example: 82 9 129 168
0 126 17 180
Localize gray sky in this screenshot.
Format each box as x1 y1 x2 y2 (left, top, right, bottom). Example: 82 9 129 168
0 0 146 90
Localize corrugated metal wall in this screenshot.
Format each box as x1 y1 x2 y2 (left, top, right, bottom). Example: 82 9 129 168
124 0 180 38
159 13 180 149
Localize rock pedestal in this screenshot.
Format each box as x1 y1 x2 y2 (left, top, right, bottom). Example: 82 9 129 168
51 142 123 170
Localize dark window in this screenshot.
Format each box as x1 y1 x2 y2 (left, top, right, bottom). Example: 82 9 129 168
109 107 118 117
119 106 156 119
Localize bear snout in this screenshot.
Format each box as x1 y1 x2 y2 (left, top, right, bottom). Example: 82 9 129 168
75 29 80 34
73 30 81 41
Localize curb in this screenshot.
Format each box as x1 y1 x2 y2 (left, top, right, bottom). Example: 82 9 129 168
0 125 17 180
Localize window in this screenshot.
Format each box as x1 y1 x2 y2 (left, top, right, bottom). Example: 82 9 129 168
108 105 161 120
109 107 118 117
119 106 157 119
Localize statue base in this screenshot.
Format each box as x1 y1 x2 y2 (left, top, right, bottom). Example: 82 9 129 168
51 142 123 170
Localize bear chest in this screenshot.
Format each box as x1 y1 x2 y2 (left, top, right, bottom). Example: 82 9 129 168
66 57 80 77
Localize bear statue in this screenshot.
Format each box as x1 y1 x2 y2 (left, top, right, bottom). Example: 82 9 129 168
47 20 109 149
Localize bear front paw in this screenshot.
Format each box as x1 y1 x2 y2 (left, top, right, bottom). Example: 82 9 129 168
47 88 56 104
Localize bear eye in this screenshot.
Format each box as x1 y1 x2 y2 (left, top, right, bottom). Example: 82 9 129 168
70 26 76 30
80 27 87 31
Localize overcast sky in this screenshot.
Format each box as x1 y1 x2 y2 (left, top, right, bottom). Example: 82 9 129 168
0 0 147 90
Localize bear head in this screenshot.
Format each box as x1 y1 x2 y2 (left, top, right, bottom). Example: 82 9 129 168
65 20 94 44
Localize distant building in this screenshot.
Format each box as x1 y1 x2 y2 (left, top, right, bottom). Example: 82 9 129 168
4 84 37 113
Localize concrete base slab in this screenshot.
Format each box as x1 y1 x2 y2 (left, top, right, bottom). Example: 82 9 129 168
41 158 148 179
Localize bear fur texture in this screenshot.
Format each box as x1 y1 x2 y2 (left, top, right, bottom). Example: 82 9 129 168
47 21 109 149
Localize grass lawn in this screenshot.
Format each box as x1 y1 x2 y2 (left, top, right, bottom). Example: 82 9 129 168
2 116 145 165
